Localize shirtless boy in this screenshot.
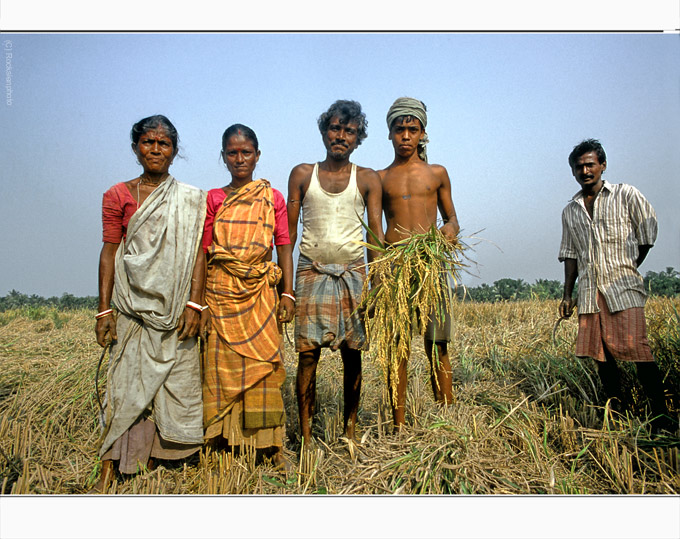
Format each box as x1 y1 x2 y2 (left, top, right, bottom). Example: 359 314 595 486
379 97 460 428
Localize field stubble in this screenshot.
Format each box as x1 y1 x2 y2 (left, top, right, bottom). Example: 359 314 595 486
0 298 678 494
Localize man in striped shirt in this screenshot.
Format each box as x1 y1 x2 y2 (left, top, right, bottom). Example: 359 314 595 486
558 139 673 432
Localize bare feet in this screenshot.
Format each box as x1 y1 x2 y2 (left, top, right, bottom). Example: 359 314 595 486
341 428 357 442
87 459 114 494
339 435 365 462
272 447 293 473
300 435 318 453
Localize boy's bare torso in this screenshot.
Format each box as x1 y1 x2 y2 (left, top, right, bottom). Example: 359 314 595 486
379 160 447 243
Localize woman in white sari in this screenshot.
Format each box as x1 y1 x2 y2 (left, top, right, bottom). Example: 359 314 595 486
91 115 206 492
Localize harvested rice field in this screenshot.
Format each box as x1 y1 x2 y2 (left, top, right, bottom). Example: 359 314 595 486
0 298 679 496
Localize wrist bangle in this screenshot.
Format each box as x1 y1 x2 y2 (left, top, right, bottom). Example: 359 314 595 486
186 301 204 313
95 309 113 319
281 293 296 303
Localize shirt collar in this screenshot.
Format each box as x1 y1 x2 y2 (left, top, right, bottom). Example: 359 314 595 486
571 179 611 202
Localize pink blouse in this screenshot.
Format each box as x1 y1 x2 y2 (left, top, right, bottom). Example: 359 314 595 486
201 186 291 253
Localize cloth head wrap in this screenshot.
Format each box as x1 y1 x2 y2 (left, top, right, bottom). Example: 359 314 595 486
386 97 429 162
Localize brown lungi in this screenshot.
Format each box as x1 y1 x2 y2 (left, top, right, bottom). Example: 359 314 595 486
576 292 654 363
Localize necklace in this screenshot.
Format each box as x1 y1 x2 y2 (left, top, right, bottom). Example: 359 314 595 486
139 174 163 187
136 175 163 208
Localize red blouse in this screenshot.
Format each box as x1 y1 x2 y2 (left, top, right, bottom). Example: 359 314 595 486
101 182 138 243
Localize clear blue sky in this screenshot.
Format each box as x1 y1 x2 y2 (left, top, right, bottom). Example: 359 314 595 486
1 32 678 297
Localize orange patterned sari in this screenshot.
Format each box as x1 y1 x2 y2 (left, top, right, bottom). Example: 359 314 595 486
202 179 286 446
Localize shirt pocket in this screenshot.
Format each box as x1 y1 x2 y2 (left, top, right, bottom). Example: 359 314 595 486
599 216 629 245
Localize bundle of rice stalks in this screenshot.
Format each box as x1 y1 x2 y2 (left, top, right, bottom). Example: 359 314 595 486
358 225 467 403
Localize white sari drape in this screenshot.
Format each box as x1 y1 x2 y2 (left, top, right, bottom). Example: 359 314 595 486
99 177 206 455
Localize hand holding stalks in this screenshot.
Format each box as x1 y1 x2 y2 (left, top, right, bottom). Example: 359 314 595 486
559 296 576 319
95 315 117 347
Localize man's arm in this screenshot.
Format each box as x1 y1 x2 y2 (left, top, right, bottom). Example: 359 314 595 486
559 258 578 318
358 168 384 264
286 164 312 248
627 185 658 251
435 166 460 242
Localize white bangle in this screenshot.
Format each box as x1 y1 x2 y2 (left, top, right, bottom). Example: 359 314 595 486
95 309 113 319
186 301 204 313
281 293 296 303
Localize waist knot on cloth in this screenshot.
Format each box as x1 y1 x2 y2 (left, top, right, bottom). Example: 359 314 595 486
311 260 353 278
211 253 282 287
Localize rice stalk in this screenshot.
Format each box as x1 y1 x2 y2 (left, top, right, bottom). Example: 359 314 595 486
359 225 468 404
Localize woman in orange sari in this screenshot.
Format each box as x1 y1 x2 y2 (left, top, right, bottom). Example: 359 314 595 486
201 124 294 467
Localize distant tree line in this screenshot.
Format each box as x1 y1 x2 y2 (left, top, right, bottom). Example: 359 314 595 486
459 278 563 302
643 267 680 297
1 268 678 310
0 290 98 311
459 267 680 303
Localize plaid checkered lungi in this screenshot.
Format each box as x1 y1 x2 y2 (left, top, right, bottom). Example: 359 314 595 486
294 254 367 352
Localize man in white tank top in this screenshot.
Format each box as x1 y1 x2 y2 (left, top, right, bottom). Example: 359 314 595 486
287 100 383 445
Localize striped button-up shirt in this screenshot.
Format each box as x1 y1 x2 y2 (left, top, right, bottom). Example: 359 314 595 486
558 181 657 314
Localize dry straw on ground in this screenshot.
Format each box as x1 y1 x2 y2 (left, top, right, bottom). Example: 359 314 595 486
0 299 678 494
